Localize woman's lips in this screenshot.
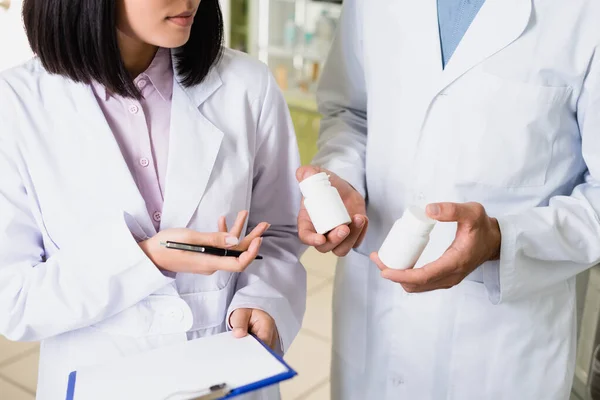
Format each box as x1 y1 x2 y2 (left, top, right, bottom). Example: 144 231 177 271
167 13 194 27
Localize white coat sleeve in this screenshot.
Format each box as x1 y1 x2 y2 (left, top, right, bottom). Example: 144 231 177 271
312 0 368 199
0 83 173 342
491 47 600 304
226 67 307 353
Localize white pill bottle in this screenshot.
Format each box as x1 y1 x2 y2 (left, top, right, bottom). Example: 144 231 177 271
378 206 437 270
299 172 352 234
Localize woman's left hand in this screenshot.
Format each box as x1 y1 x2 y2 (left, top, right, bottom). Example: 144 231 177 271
229 308 279 350
218 211 270 252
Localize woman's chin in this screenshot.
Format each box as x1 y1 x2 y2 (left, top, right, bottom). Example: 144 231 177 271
151 31 192 49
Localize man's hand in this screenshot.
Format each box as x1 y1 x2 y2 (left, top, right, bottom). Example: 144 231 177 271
372 202 501 293
296 166 368 257
230 308 279 350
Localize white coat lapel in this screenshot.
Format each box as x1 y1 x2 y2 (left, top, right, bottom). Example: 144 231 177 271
436 0 532 93
66 83 158 237
160 68 224 230
387 0 445 139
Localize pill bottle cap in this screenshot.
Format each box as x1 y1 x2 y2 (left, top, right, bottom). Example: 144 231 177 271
299 172 331 198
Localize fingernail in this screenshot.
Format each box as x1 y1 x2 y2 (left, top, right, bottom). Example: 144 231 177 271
354 216 364 227
226 236 239 246
338 229 350 239
303 167 320 180
233 328 246 337
427 204 440 216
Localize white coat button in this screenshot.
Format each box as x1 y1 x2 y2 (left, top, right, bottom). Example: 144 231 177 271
153 211 162 222
139 158 150 167
418 192 425 201
391 376 404 386
168 309 184 322
128 104 139 114
137 79 148 89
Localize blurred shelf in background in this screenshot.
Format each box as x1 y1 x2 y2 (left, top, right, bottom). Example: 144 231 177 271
224 0 342 164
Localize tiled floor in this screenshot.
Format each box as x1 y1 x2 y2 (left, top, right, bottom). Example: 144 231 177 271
0 248 336 400
0 337 38 399
281 248 337 400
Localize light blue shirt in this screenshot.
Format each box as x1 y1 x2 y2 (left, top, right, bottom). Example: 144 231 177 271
437 0 486 67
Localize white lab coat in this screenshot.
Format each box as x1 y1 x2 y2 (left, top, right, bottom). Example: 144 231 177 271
0 49 306 400
315 0 600 399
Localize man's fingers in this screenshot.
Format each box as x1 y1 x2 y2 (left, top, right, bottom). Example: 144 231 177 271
298 206 327 246
230 308 252 338
378 247 463 291
380 265 436 287
417 247 463 285
332 215 367 257
354 216 369 248
315 225 351 253
426 202 481 224
370 252 388 272
296 165 323 183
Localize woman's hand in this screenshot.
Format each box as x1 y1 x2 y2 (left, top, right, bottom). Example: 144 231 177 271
217 210 270 252
139 211 269 275
230 308 279 350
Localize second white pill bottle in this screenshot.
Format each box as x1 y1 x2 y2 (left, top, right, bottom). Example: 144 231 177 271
378 206 437 270
299 172 352 234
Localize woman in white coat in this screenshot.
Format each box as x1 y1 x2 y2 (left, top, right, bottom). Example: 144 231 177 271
0 0 306 399
297 0 600 399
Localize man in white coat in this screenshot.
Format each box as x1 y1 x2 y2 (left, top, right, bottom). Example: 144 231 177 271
297 0 600 398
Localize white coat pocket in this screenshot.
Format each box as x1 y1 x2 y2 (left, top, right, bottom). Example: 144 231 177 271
90 294 194 337
454 71 572 188
180 272 237 332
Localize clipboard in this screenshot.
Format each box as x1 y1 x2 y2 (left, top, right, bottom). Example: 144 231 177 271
65 332 297 400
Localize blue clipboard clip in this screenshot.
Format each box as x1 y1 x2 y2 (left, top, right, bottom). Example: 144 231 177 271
221 334 297 399
164 335 296 400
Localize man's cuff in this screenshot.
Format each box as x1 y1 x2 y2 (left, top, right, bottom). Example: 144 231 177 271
483 261 501 305
317 161 366 200
484 215 519 305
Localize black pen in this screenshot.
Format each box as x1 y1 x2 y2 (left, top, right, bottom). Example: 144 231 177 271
161 241 263 260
